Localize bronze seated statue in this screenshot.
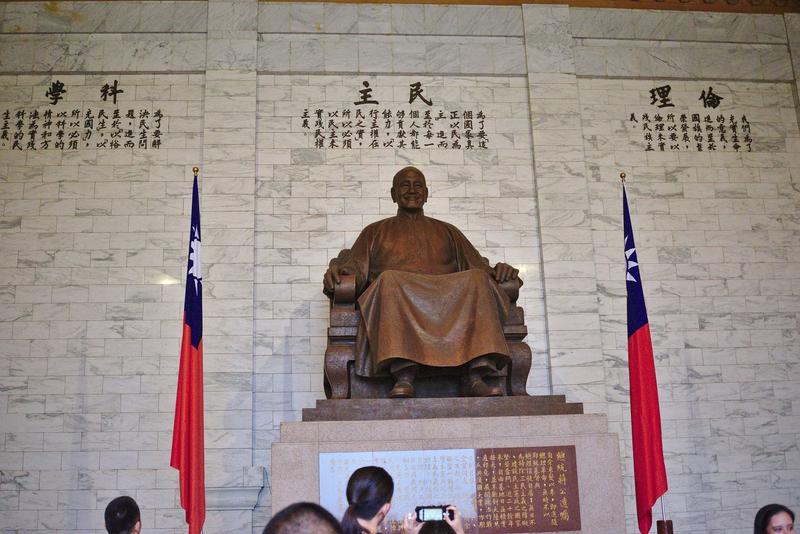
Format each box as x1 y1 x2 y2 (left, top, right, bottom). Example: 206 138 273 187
322 166 532 399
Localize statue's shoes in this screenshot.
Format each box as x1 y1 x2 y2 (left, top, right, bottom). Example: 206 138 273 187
389 380 415 398
468 378 504 397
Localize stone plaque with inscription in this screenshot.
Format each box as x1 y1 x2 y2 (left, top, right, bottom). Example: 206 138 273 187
319 446 580 534
476 447 580 533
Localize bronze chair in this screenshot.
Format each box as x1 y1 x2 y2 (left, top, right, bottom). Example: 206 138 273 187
323 250 532 399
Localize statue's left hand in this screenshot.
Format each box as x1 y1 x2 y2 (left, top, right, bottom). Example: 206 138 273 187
492 262 519 283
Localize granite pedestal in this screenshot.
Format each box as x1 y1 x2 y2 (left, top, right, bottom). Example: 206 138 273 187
271 407 625 534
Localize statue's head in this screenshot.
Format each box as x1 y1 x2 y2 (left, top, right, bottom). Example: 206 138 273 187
391 166 428 211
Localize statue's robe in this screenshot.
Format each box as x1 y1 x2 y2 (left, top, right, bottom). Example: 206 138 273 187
339 210 511 377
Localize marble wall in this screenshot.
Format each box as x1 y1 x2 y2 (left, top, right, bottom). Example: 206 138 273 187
0 2 799 534
0 72 207 531
586 77 800 532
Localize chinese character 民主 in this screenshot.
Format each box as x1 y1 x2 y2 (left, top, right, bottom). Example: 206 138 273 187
409 82 433 106
354 81 379 106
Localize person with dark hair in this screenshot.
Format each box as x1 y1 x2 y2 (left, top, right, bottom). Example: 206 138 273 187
402 505 466 534
754 504 795 534
341 466 394 534
104 496 141 534
263 502 343 534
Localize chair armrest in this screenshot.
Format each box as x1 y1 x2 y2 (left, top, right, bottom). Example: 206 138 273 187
499 277 522 304
333 274 357 305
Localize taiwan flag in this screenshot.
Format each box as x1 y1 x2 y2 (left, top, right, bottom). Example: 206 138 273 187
171 173 205 534
624 185 668 534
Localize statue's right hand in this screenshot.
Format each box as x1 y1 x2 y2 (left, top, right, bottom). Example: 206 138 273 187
323 264 346 292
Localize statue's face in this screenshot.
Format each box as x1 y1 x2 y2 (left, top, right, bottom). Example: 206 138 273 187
391 170 428 210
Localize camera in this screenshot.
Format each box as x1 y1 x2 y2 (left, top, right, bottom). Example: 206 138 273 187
415 506 454 522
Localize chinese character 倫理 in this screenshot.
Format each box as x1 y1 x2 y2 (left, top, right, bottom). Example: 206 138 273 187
698 86 723 109
649 85 674 108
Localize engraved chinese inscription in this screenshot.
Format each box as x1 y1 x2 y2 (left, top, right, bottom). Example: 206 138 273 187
475 447 580 533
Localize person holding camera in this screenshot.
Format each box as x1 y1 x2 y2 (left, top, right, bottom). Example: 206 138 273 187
341 466 395 534
402 505 465 534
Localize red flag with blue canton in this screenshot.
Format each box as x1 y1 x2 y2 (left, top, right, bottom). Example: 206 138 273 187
171 174 206 534
624 185 668 534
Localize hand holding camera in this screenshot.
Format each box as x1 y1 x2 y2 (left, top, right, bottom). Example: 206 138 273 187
403 505 465 534
415 505 454 523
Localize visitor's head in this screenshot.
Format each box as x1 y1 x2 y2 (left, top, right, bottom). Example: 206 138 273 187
341 466 394 534
755 504 795 534
391 166 428 211
104 496 141 534
263 502 342 534
420 521 456 534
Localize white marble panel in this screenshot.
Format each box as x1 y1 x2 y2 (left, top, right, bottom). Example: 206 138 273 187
391 4 424 35
784 14 800 74
424 5 458 36
208 2 257 32
526 43 575 75
0 3 38 33
174 2 209 33
69 2 111 33
392 41 426 74
493 42 526 75
575 40 793 81
100 2 143 33
426 42 460 74
0 38 37 73
207 33 257 71
136 2 179 33
259 2 291 33
358 40 392 73
358 4 391 34
571 8 786 44
290 38 323 72
290 3 323 33
258 34 524 76
569 8 634 41
0 33 207 73
457 5 523 37
324 39 358 73
694 12 759 43
259 35 290 72
753 14 789 44
324 3 358 34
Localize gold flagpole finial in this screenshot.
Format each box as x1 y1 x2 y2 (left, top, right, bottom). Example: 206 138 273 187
620 172 626 184
192 167 199 177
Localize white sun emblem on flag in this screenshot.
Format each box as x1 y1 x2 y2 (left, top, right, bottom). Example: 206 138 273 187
188 225 202 294
625 235 638 283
